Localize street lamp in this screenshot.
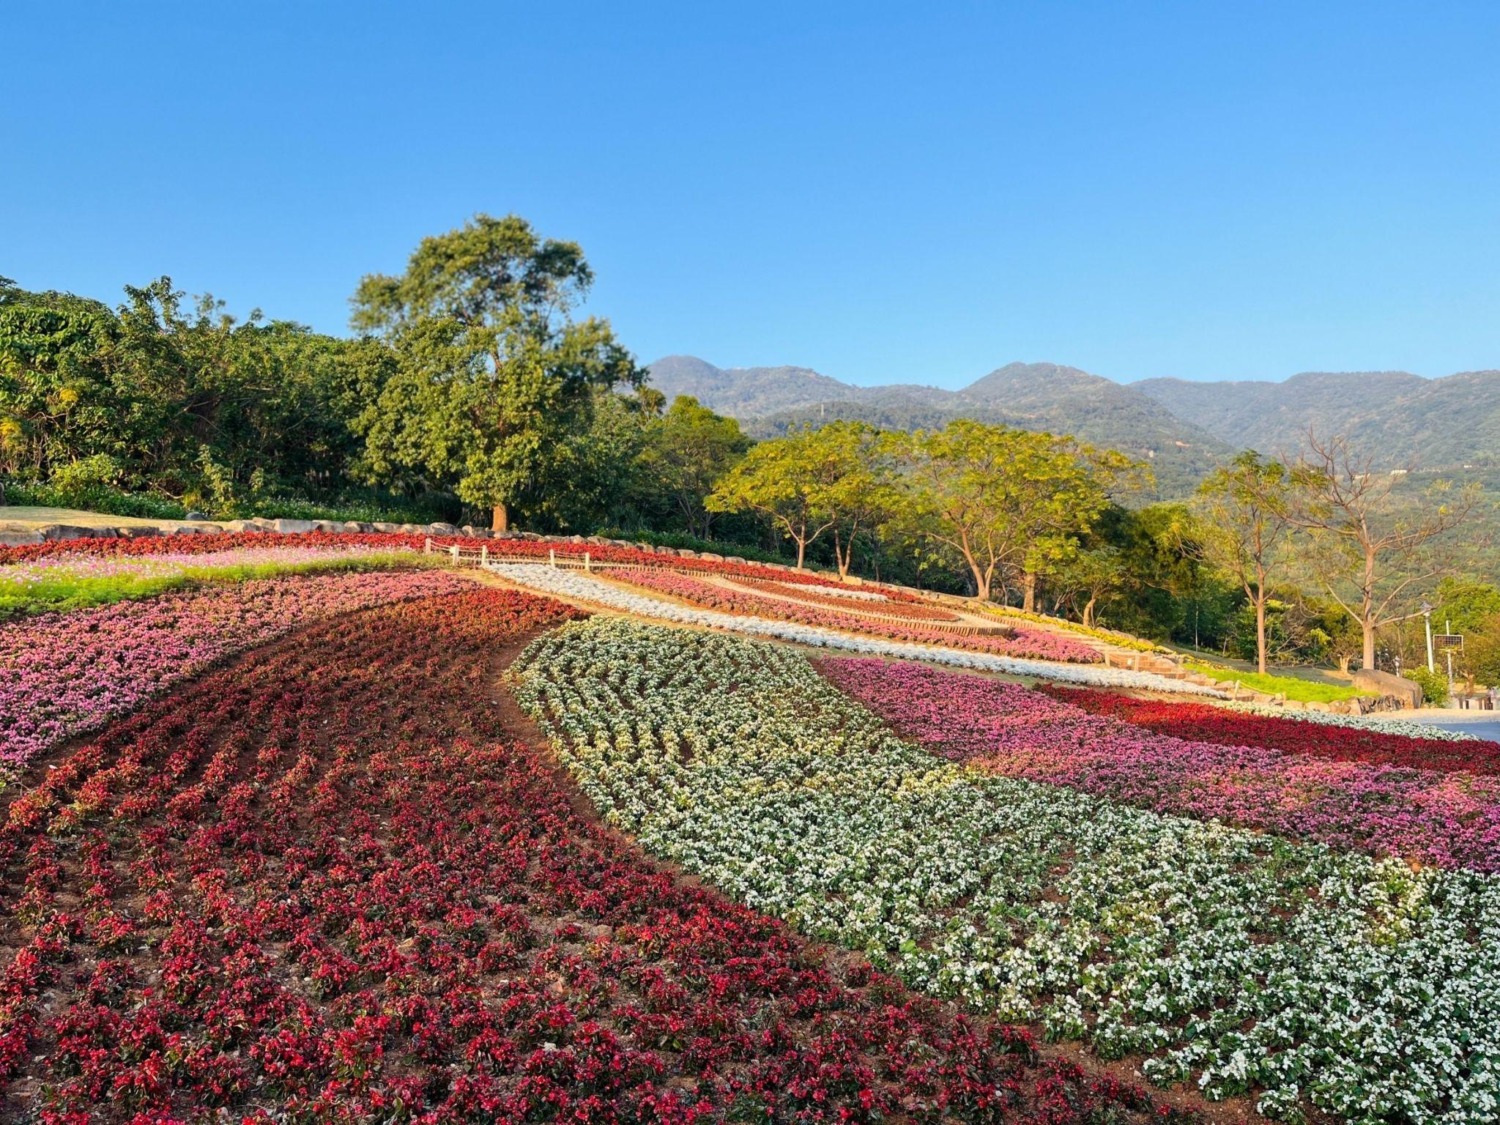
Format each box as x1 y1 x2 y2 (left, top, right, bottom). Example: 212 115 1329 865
1421 599 1435 674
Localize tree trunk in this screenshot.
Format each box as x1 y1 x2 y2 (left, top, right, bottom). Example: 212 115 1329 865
1082 596 1097 629
1021 571 1037 614
970 565 991 602
491 504 509 533
833 531 853 578
1256 594 1268 676
1362 619 1377 672
795 538 806 570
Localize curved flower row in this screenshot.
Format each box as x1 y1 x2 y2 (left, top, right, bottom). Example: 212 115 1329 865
1037 685 1500 773
0 568 470 771
0 588 1178 1123
612 568 1100 662
824 659 1500 869
492 563 1209 694
514 618 1500 1123
732 576 962 619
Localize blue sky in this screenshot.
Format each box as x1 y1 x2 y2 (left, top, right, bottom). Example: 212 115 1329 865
3 1 1497 387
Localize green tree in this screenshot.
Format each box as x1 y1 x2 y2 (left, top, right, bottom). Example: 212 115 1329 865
640 396 750 539
1193 450 1300 675
892 420 1123 603
351 214 642 530
706 421 883 570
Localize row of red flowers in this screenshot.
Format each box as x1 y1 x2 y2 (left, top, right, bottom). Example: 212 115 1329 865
0 586 1187 1123
1037 685 1500 775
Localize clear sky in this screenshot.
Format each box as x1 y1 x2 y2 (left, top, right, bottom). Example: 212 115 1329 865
3 1 1497 387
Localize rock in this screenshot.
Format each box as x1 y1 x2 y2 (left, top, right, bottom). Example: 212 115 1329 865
568 535 587 545
371 522 400 533
340 521 365 534
185 510 210 521
0 529 44 546
726 556 747 565
271 518 318 534
676 549 698 558
1351 669 1422 709
117 526 160 538
426 522 458 536
698 552 723 562
38 524 95 541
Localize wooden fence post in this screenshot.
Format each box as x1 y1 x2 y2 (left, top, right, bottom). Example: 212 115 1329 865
480 544 488 567
450 544 459 564
424 537 432 555
584 552 591 573
549 549 556 568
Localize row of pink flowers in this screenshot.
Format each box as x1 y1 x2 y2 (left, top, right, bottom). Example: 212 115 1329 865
614 568 1104 664
0 569 468 771
821 657 1500 872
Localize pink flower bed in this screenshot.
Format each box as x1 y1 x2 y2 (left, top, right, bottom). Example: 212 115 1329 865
0 569 469 772
821 657 1500 872
614 568 1103 664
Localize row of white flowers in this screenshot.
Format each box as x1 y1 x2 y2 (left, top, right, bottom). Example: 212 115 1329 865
1224 700 1484 742
492 562 1226 695
513 617 1500 1125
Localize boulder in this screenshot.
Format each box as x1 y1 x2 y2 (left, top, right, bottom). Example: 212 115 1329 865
726 556 747 565
426 522 459 536
117 526 160 539
38 524 96 541
185 510 210 521
676 549 698 558
271 518 319 534
1351 669 1422 709
371 522 401 533
342 521 366 534
698 552 723 562
312 521 342 533
0 529 44 546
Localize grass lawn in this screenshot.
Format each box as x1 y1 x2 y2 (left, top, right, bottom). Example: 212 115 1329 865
0 506 192 529
1182 660 1372 702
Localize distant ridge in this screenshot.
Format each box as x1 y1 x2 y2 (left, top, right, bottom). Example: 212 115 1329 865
647 357 1500 495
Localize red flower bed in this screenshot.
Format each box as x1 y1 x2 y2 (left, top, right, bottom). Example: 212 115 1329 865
0 586 1185 1122
1036 685 1500 775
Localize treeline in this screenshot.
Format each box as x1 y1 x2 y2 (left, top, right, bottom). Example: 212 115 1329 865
4 214 1491 674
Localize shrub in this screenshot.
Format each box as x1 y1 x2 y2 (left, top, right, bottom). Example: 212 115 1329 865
1405 667 1451 706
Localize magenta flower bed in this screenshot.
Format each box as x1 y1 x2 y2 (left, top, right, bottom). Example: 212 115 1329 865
0 569 469 772
821 656 1500 872
614 568 1103 664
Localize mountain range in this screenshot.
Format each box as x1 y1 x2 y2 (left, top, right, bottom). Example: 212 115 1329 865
647 356 1500 498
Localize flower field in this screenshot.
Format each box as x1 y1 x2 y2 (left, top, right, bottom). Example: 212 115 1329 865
0 585 1184 1123
514 618 1500 1122
0 568 468 774
824 658 1500 869
608 567 1102 663
731 576 964 620
1040 685 1500 772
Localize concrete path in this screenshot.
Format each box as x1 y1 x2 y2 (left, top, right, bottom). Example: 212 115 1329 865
1402 708 1500 741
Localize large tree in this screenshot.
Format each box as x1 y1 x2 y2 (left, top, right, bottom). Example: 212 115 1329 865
1292 432 1480 671
1193 450 1300 675
893 420 1122 602
351 214 642 530
639 395 750 539
706 421 886 570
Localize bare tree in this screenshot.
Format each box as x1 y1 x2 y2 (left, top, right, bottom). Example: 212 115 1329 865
1290 432 1480 672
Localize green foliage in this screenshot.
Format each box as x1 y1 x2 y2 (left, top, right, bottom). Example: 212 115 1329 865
351 214 643 529
1435 578 1500 637
637 395 751 539
1404 667 1451 706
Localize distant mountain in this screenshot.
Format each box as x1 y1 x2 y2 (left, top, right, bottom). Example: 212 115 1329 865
646 357 1234 498
1134 370 1500 469
647 357 1500 497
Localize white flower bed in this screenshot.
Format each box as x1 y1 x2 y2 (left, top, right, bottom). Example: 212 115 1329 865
1226 701 1485 742
514 618 1500 1124
492 562 1225 696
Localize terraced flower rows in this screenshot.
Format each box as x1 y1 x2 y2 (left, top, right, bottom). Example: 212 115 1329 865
493 563 1217 694
514 618 1500 1123
610 567 1102 663
0 587 1180 1124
